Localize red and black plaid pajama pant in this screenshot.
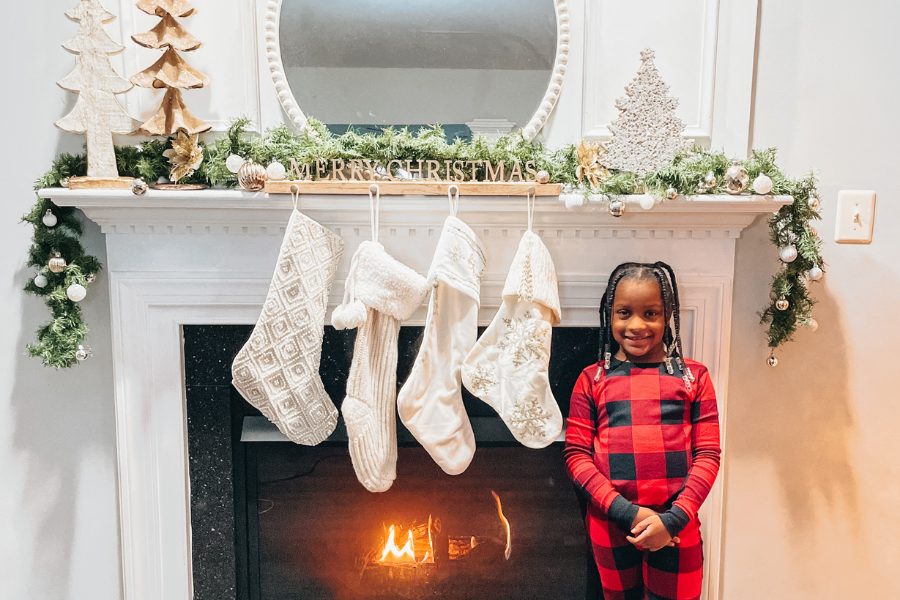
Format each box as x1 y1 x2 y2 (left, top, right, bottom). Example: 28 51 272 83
587 502 703 600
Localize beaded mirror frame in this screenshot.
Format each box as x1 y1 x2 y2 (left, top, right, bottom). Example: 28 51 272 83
262 0 571 141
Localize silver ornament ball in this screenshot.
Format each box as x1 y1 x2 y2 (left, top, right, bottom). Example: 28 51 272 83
48 252 66 273
226 154 246 174
752 174 774 195
34 274 48 288
266 161 287 181
608 198 626 217
767 354 778 367
75 345 88 361
779 245 798 263
775 297 789 311
665 187 678 200
60 178 69 188
66 283 87 302
702 171 717 190
536 170 551 184
42 209 58 227
807 266 823 281
131 179 148 196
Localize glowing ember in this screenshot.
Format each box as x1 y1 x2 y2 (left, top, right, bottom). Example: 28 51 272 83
491 491 512 560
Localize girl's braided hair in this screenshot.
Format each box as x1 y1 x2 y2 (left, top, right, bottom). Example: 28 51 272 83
596 261 694 390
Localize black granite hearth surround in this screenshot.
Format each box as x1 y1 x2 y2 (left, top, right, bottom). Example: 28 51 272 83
183 325 603 600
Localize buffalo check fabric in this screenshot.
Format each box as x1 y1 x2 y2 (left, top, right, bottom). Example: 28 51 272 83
565 358 720 600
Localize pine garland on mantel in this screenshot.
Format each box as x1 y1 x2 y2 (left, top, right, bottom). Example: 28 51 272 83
24 119 822 367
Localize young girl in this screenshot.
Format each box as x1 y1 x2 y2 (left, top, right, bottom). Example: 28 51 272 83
565 262 721 600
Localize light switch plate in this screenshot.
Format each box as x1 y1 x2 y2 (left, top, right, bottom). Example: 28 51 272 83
835 190 876 244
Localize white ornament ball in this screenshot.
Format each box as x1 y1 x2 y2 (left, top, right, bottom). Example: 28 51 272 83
42 209 58 227
779 245 798 263
752 174 774 195
226 154 246 174
75 345 88 361
34 274 48 288
266 161 287 181
807 266 823 281
536 170 551 184
564 194 585 209
66 283 87 302
638 194 655 210
806 318 818 332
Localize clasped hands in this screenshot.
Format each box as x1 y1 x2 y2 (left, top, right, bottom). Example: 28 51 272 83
626 506 680 552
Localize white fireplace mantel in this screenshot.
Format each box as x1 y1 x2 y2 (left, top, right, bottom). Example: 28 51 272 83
41 187 790 600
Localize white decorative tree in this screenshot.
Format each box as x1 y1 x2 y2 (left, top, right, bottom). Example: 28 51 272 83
601 48 693 175
55 0 139 181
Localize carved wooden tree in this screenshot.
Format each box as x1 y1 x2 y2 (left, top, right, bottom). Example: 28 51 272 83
55 0 139 179
131 0 210 135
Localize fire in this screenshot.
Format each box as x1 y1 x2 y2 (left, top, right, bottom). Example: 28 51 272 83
379 526 416 564
491 491 512 560
377 516 435 566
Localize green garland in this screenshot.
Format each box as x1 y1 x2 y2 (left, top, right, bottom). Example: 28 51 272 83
24 120 821 367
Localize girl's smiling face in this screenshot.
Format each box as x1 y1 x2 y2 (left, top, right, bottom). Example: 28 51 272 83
612 278 667 363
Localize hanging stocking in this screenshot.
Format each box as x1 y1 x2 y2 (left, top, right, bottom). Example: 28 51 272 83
333 185 429 492
232 192 344 445
398 186 486 475
462 191 563 448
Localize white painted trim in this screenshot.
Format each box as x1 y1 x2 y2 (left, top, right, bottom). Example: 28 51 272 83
262 0 571 139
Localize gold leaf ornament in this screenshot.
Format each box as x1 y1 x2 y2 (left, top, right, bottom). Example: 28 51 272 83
575 140 609 189
163 131 203 181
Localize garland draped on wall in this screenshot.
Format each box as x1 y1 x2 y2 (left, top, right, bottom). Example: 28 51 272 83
24 120 822 367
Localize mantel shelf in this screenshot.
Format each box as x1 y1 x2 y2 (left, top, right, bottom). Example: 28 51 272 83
38 188 792 238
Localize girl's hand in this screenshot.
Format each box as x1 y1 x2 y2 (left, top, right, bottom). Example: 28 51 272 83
626 515 678 551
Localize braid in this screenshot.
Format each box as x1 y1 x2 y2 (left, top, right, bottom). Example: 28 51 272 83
654 261 694 388
595 263 641 381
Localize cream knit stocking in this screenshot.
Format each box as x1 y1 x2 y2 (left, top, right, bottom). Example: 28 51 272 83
232 207 344 445
333 185 429 492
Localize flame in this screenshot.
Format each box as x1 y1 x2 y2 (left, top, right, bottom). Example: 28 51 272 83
377 516 435 566
491 491 512 560
379 525 416 564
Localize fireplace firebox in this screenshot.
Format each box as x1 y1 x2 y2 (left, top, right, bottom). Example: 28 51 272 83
184 325 602 600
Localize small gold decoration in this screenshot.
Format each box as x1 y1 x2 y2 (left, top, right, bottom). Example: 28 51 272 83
609 198 626 217
575 140 609 189
48 252 67 273
162 131 203 182
724 164 749 194
238 160 268 191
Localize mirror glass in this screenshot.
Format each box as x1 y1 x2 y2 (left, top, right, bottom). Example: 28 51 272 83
279 0 557 138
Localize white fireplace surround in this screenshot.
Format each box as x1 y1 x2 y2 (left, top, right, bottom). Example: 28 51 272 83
42 188 790 600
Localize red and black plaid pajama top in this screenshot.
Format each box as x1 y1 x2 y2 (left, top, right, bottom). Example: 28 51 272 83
564 358 721 600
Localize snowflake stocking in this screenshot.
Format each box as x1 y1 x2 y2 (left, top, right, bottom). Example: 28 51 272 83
461 230 562 448
398 200 486 475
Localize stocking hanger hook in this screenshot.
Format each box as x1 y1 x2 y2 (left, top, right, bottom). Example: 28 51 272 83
526 186 536 231
368 183 380 243
447 184 460 217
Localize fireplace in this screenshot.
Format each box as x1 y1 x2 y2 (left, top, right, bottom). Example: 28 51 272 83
41 187 790 599
184 324 602 600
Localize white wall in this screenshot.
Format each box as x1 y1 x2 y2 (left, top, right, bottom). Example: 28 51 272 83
723 1 900 598
0 1 121 598
1 1 898 599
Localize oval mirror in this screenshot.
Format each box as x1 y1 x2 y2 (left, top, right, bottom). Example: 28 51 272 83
266 0 569 140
